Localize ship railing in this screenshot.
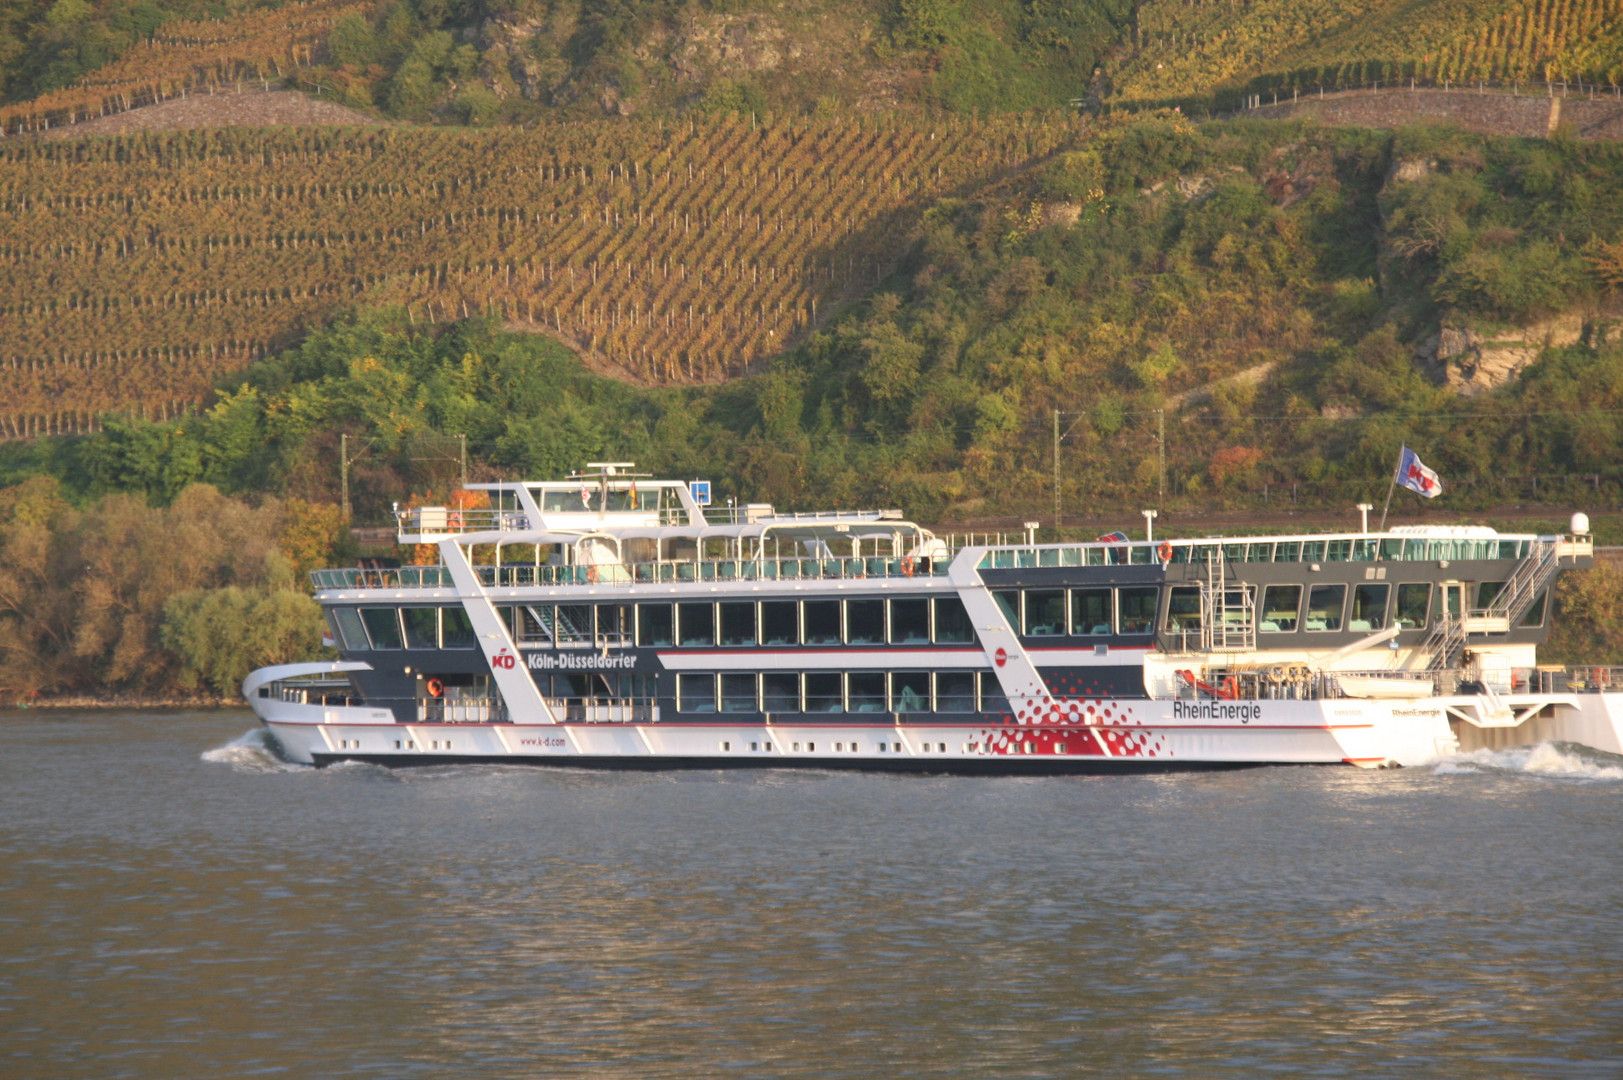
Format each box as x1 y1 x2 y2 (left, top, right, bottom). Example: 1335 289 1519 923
396 508 523 534
418 697 508 724
1545 666 1623 693
265 676 360 707
314 557 951 591
543 697 659 723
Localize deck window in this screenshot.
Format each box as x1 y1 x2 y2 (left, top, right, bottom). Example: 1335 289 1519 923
360 609 403 650
1118 588 1158 634
889 599 931 644
677 603 715 647
1350 584 1390 631
979 672 1010 714
937 671 976 712
1164 588 1202 633
847 672 886 712
846 600 885 644
1520 591 1548 627
401 608 438 649
1274 541 1302 562
1476 581 1507 609
719 673 757 712
441 607 476 649
1306 585 1346 631
1245 542 1274 563
762 672 800 713
1072 589 1112 635
677 673 716 713
718 602 757 646
993 591 1021 629
1394 584 1432 629
554 605 592 644
760 601 797 645
597 605 632 647
1260 585 1302 632
1025 590 1067 636
892 671 931 712
637 604 674 646
1301 540 1327 563
332 608 369 651
804 672 842 712
803 601 841 645
934 598 974 643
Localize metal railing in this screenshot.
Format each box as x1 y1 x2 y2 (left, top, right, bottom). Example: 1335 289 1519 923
313 557 949 591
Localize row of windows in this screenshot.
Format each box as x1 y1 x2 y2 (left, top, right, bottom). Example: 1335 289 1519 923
674 671 1010 714
331 606 477 651
506 598 978 649
993 588 1159 636
981 536 1529 569
1164 581 1544 635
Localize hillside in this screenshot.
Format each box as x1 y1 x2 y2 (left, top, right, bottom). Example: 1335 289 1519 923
0 112 1071 435
1109 0 1623 111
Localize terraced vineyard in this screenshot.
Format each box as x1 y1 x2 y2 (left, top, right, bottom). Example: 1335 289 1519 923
0 114 1077 438
1114 0 1623 106
0 0 372 136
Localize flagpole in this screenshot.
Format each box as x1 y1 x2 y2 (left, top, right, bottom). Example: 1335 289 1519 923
1377 447 1402 532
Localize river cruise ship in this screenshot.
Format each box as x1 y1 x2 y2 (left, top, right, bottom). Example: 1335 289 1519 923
245 463 1623 771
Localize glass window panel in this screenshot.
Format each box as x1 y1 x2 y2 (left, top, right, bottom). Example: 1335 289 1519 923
978 672 1010 714
678 673 716 712
1165 588 1202 632
333 608 369 650
1118 587 1158 634
1024 590 1066 635
360 608 403 649
1325 539 1351 562
1274 541 1302 562
1350 539 1377 561
892 671 931 712
1072 589 1112 635
936 672 976 712
994 591 1021 628
554 605 592 644
1395 584 1432 629
803 601 841 644
677 603 715 646
441 607 475 648
762 672 799 713
1520 592 1548 627
1260 585 1301 632
1223 543 1247 562
846 599 884 644
597 604 632 646
934 598 973 642
1246 543 1274 562
1306 585 1347 631
760 601 797 645
1301 540 1326 562
1476 581 1506 608
718 602 757 646
848 672 886 712
1350 584 1390 631
804 672 842 712
889 599 931 644
719 673 757 712
401 608 438 649
1380 539 1404 560
637 604 674 646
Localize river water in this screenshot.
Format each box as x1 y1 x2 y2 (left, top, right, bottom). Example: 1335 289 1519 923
1 710 1619 1079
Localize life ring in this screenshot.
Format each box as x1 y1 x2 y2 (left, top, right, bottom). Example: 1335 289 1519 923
1157 541 1173 564
1221 675 1239 699
586 564 599 583
425 678 444 698
901 556 916 577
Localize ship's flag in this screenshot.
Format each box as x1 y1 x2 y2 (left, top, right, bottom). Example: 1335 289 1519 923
1396 446 1442 498
581 483 592 509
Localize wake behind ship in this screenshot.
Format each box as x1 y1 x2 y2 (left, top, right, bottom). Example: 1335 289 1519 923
244 463 1623 770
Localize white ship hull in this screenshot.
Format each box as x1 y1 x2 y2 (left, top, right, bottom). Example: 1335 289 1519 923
250 685 1623 770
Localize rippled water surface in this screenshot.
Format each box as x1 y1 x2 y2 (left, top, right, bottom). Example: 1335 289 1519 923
2 710 1620 1079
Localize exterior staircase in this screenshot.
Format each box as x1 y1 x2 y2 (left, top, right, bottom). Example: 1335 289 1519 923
1419 538 1562 671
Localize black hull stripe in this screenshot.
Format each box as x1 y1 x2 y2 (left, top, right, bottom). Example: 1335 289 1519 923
307 753 1310 775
